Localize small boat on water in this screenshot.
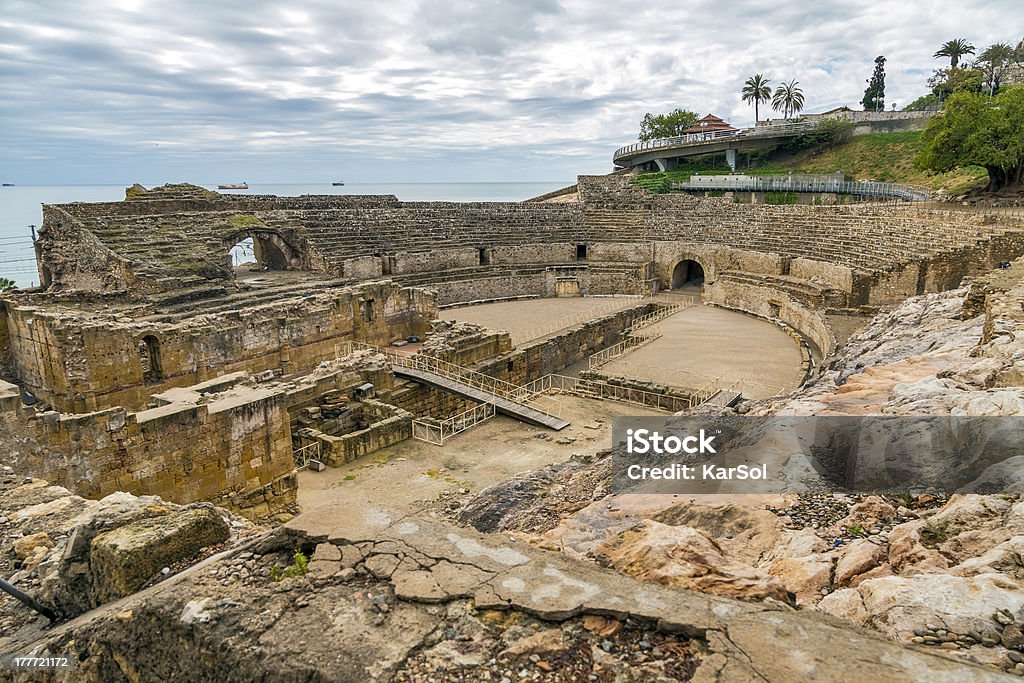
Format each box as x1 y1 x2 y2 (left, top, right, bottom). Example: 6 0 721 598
332 181 345 186
1 183 13 187
218 182 248 190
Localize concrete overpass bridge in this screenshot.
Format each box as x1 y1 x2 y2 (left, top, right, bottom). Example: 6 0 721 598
613 122 818 171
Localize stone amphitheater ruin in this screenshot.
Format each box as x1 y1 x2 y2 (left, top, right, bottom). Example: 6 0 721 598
4 174 1024 680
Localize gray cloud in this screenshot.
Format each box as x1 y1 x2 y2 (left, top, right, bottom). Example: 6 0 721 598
0 0 1021 183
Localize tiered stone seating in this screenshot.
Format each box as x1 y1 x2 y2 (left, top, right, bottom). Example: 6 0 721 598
44 182 1024 309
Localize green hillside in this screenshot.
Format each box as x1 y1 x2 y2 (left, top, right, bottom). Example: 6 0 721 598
632 131 988 196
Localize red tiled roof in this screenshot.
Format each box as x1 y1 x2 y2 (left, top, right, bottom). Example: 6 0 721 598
683 114 737 134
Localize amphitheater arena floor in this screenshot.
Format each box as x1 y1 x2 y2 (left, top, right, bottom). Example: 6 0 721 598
439 296 642 345
441 297 804 399
296 395 663 514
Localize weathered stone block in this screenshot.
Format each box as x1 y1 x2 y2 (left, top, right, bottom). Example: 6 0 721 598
89 506 230 602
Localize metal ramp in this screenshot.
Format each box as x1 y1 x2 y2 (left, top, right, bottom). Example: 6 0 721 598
702 389 742 408
393 365 569 431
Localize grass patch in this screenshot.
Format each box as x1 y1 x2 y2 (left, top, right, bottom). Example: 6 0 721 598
227 214 267 229
270 551 309 581
630 131 988 196
753 131 987 193
919 518 953 548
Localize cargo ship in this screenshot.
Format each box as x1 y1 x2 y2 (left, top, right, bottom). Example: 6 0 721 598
218 182 248 190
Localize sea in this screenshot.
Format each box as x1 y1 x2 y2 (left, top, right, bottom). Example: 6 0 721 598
0 182 571 288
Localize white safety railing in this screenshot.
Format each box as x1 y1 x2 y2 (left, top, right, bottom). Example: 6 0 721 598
412 402 496 445
588 327 663 370
385 349 541 404
292 441 322 471
622 298 696 334
613 121 817 161
672 174 932 201
522 373 692 413
515 297 642 345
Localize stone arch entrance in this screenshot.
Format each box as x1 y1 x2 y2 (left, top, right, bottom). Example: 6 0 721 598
672 259 705 290
225 230 301 271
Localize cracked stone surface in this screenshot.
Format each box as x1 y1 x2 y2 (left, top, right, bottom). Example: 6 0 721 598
0 504 1013 681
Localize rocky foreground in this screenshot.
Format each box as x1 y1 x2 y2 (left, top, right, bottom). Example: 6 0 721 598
450 285 1024 677
3 285 1024 680
0 496 1008 682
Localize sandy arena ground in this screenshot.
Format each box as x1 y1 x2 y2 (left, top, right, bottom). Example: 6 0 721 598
600 305 803 399
442 296 803 399
440 296 643 345
297 396 663 514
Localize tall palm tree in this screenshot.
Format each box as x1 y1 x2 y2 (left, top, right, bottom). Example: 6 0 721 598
772 80 805 120
741 74 772 122
934 38 975 69
978 42 1015 94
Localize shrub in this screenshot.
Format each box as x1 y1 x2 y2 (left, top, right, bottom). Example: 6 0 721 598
270 550 309 581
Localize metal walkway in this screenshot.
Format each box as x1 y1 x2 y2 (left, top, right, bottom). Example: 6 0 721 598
393 365 569 431
702 389 743 409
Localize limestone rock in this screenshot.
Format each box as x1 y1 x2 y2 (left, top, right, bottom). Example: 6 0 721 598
816 588 869 627
886 520 950 574
832 496 895 535
767 556 832 605
952 536 1024 580
13 531 54 569
501 628 566 657
89 506 230 603
652 502 784 566
820 573 1024 641
834 539 886 587
596 520 791 603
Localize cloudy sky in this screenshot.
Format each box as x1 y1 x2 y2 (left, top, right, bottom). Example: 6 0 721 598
0 0 1019 185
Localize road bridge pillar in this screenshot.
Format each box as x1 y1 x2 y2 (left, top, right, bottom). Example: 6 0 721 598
725 149 737 171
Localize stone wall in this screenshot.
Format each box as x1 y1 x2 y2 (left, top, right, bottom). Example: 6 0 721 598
477 303 660 385
0 301 12 379
704 279 837 358
4 281 437 412
306 399 413 466
384 382 478 420
0 379 296 521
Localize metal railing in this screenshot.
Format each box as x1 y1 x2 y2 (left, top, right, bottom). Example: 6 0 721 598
521 373 692 413
412 402 496 445
386 349 538 403
672 174 932 201
622 299 695 334
514 297 642 345
293 441 322 471
588 326 662 370
613 122 817 161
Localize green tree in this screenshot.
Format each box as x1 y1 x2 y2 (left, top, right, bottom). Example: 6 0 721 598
903 93 939 111
934 38 976 69
638 108 699 141
917 86 1024 191
976 42 1015 95
861 55 886 111
0 278 16 293
771 80 805 120
928 67 984 104
741 74 772 122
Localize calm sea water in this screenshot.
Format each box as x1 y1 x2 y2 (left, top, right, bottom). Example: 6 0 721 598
0 182 570 287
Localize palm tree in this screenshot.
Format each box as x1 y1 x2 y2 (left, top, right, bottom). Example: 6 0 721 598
741 74 772 122
772 80 805 120
978 42 1015 95
934 38 975 69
